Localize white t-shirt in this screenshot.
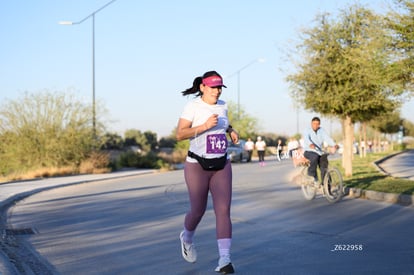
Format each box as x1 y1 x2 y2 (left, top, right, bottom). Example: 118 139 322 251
244 140 254 151
180 98 230 163
255 140 266 151
288 140 299 151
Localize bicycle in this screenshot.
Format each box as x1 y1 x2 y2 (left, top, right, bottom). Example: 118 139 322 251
292 148 344 203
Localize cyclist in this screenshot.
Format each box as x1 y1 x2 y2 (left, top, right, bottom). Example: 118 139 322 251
302 117 338 184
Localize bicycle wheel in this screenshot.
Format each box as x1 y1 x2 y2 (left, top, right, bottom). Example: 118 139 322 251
301 167 316 200
323 167 343 203
301 183 316 200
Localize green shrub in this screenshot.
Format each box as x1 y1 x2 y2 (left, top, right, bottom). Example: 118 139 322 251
119 151 166 169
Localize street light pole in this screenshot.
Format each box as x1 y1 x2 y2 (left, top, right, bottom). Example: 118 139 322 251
59 0 117 144
296 107 299 134
229 58 265 119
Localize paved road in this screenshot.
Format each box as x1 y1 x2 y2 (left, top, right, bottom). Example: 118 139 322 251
2 155 414 274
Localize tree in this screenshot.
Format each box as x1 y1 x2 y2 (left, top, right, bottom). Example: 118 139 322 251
402 119 414 137
370 111 402 135
144 131 158 151
387 0 414 92
286 5 405 177
226 101 259 139
101 132 124 150
159 136 176 148
124 129 139 146
124 129 157 152
0 91 96 175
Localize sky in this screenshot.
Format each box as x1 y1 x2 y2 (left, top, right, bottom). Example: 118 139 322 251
1 0 413 139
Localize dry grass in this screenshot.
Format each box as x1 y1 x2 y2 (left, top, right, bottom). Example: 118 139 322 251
79 151 111 174
0 166 76 183
158 149 187 164
0 151 112 184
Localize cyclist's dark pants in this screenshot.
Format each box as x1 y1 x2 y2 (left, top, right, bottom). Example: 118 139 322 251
304 151 328 182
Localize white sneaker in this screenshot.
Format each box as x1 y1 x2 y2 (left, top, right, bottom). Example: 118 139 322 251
180 231 197 263
215 256 235 274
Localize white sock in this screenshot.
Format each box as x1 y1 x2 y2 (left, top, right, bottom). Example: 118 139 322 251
183 228 195 244
217 238 231 260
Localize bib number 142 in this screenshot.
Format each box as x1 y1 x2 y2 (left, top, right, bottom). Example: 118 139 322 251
206 134 227 154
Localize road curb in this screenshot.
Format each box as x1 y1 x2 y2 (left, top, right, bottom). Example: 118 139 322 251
346 187 414 206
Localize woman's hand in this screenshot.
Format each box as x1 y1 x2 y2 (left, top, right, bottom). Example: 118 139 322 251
205 114 219 130
229 129 239 144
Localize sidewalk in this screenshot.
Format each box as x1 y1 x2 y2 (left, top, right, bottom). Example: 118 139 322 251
376 149 414 180
0 169 154 275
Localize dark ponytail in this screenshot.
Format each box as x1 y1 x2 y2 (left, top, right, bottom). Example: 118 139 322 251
181 76 203 96
181 71 222 97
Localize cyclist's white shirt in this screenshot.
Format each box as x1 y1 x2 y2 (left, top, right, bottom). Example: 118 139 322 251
303 127 335 156
180 98 229 163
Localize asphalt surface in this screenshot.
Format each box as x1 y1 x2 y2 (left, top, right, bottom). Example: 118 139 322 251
0 150 413 274
0 170 154 274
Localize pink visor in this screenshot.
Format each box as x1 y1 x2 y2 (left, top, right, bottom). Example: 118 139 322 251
202 75 227 88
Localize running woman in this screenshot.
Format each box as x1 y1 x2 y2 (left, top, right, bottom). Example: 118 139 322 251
176 71 238 274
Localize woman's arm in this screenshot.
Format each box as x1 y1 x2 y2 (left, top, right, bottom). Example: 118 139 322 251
176 118 206 141
176 114 219 141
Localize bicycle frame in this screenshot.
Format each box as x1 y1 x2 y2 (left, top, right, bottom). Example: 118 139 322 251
295 152 344 203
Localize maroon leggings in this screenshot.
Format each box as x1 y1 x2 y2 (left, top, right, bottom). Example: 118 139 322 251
183 160 232 239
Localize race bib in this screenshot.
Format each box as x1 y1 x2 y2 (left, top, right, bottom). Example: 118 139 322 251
206 134 227 154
